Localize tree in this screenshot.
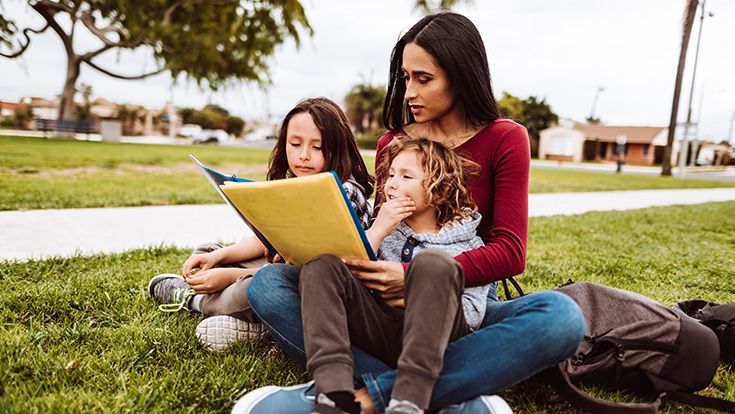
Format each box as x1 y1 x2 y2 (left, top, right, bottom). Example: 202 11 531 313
344 82 386 135
414 0 469 14
178 105 244 136
75 82 93 120
12 104 34 129
662 0 699 176
498 92 558 157
0 0 312 122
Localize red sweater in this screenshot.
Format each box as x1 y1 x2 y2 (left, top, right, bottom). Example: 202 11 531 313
375 119 530 287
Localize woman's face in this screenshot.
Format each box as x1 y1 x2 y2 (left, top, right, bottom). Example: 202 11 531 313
402 42 460 123
285 112 326 177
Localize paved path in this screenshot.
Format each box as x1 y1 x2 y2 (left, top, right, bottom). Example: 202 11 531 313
2 188 734 261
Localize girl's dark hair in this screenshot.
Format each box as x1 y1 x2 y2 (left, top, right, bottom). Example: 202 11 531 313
383 11 502 130
267 97 374 195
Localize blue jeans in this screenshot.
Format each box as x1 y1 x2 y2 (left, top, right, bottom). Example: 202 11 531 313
249 264 585 413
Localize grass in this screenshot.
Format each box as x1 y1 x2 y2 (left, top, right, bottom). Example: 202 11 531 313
2 201 734 413
2 135 734 211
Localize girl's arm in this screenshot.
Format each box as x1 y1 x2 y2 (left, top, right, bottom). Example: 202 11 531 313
182 235 265 277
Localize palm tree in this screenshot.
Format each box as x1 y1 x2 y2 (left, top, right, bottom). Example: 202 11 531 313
662 0 699 176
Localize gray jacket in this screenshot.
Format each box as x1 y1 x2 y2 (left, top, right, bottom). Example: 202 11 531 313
378 212 489 329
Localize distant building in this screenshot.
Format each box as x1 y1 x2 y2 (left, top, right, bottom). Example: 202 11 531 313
539 119 681 165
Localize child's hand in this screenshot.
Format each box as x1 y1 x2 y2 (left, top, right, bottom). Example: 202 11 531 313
372 197 415 238
182 252 220 277
185 267 253 294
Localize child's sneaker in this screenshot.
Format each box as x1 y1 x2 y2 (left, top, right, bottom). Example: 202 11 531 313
231 381 316 414
195 315 268 352
437 395 512 414
147 273 196 312
386 399 423 414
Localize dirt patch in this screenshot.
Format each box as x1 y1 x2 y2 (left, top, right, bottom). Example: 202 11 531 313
6 163 268 177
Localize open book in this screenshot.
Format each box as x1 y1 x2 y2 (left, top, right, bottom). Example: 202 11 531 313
190 155 376 267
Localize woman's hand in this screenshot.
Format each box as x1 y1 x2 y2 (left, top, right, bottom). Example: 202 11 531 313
182 252 221 277
185 267 256 294
343 259 405 307
371 197 415 239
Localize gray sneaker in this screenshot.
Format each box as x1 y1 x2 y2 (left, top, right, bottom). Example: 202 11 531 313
147 273 196 312
386 399 423 414
438 395 512 414
196 315 268 352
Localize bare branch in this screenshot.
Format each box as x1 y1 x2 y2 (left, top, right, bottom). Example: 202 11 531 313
31 1 74 56
80 10 125 46
84 59 166 80
0 22 50 58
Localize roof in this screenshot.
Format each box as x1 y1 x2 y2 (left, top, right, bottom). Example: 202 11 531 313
572 122 667 144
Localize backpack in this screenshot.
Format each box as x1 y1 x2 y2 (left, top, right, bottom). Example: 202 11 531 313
545 281 735 413
673 300 735 365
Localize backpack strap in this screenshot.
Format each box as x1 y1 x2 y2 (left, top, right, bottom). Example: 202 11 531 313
501 276 525 300
545 366 663 414
667 391 735 413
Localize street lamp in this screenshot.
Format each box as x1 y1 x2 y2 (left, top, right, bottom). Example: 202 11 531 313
589 87 605 122
678 0 713 177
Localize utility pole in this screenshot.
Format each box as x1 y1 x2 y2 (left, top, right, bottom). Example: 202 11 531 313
678 0 711 177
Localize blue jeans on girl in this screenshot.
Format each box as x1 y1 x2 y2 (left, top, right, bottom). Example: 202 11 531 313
248 263 585 412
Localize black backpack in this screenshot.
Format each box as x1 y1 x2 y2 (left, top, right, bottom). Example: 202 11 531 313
544 281 735 413
674 300 735 365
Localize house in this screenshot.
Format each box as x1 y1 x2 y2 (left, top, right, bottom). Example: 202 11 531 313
0 101 21 118
539 119 681 165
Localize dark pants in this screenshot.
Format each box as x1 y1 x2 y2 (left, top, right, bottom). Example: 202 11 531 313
300 250 470 409
193 243 267 322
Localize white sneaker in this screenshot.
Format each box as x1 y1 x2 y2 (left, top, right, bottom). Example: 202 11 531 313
196 315 267 352
438 395 512 414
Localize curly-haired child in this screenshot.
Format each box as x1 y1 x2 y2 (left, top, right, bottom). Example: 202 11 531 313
294 137 497 414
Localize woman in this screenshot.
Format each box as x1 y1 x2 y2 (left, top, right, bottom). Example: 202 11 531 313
236 11 585 414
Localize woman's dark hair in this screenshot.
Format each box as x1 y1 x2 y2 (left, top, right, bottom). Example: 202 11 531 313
267 97 374 195
383 11 502 130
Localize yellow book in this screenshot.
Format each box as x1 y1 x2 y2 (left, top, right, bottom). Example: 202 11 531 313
191 155 375 267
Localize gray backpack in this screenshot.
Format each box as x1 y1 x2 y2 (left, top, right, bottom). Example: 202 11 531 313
547 281 735 413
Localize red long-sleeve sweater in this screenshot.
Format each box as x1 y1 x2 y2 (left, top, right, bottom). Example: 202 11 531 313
375 119 530 287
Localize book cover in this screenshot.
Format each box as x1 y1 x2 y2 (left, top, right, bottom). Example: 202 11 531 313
191 155 375 267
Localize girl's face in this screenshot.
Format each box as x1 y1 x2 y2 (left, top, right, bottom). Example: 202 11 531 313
402 42 460 124
384 149 431 215
285 112 326 176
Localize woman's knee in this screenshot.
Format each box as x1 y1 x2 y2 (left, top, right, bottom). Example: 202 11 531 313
532 291 586 354
248 263 300 316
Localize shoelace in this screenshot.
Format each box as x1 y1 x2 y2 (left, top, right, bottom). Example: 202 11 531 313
158 288 196 312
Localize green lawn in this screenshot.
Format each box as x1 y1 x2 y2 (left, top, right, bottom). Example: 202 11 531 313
2 201 734 413
1 135 734 211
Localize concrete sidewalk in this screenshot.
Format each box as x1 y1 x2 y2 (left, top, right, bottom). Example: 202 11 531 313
2 188 734 261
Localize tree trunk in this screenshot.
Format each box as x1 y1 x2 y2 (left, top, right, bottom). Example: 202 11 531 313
58 56 80 121
662 0 698 176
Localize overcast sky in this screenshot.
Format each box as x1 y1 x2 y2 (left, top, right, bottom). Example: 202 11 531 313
1 0 734 141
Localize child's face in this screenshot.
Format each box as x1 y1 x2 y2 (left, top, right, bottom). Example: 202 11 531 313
384 149 431 215
285 112 326 176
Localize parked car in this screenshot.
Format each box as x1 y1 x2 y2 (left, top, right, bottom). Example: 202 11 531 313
193 129 229 145
179 124 202 137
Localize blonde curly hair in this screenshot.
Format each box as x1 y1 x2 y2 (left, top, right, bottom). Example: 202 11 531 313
376 136 480 228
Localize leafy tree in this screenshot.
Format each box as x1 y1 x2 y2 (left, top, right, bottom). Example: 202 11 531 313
225 116 245 136
344 82 386 135
414 0 470 14
498 92 558 158
13 104 34 129
75 82 93 120
0 0 312 121
585 116 601 125
116 104 142 135
178 105 244 136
